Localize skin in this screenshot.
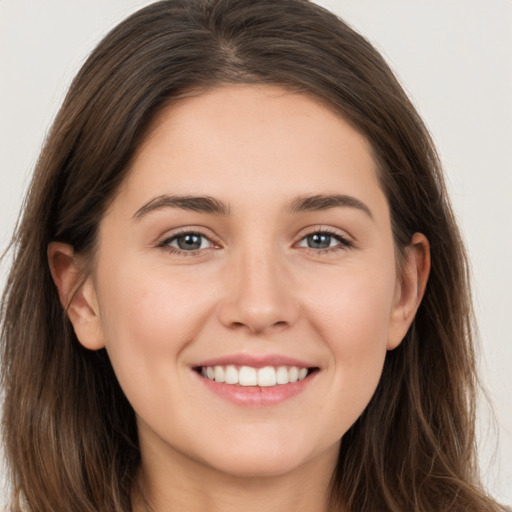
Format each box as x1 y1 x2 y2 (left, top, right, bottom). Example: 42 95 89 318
49 85 430 512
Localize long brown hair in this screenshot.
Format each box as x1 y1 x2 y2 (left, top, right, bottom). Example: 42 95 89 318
0 0 505 510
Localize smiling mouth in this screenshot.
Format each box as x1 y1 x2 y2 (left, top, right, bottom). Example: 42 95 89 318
195 365 319 387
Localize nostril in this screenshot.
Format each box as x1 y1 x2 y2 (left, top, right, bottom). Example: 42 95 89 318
227 319 289 334
217 292 300 334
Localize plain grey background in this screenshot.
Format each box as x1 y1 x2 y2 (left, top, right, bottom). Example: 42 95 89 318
1 0 511 505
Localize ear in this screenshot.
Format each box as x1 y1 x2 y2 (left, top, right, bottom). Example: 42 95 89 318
48 242 105 350
387 233 431 350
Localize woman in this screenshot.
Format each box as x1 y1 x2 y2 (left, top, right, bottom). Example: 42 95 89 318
0 0 507 510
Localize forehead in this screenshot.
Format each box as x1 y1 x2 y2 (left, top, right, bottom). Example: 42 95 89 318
112 85 387 219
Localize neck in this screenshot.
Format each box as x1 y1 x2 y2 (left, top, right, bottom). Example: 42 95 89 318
132 439 340 512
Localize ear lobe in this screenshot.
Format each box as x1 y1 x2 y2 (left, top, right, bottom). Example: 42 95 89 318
387 233 431 350
48 242 105 350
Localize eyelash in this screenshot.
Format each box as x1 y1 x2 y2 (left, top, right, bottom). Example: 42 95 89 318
158 228 353 256
297 228 354 253
158 229 217 256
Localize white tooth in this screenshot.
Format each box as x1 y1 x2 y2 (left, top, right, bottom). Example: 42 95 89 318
206 364 309 386
257 366 277 387
214 366 225 383
288 366 299 383
276 366 290 385
224 365 239 384
239 366 257 386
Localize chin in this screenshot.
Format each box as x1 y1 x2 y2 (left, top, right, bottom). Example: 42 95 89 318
195 431 337 479
205 451 311 478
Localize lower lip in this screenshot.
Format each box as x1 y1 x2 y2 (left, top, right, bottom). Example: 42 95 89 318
194 371 317 406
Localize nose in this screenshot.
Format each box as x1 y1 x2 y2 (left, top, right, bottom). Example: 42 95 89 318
217 247 299 335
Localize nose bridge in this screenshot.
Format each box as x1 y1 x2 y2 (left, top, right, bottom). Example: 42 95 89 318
218 237 298 333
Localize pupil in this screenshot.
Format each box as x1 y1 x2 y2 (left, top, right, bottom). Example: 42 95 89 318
178 234 201 250
308 233 330 249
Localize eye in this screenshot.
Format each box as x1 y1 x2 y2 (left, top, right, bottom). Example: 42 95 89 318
161 232 214 253
297 231 352 251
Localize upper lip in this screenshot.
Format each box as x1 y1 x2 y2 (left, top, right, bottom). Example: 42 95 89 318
194 353 318 369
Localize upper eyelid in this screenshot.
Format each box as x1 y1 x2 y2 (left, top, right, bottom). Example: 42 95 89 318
296 225 353 241
158 227 219 245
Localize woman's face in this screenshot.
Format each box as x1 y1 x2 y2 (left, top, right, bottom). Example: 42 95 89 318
64 85 425 479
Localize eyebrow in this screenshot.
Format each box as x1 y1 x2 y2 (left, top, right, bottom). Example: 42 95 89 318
133 192 372 220
287 194 373 219
133 194 230 220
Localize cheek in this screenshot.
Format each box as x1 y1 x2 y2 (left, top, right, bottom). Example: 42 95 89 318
94 260 216 394
305 258 396 350
301 258 396 419
97 258 210 341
